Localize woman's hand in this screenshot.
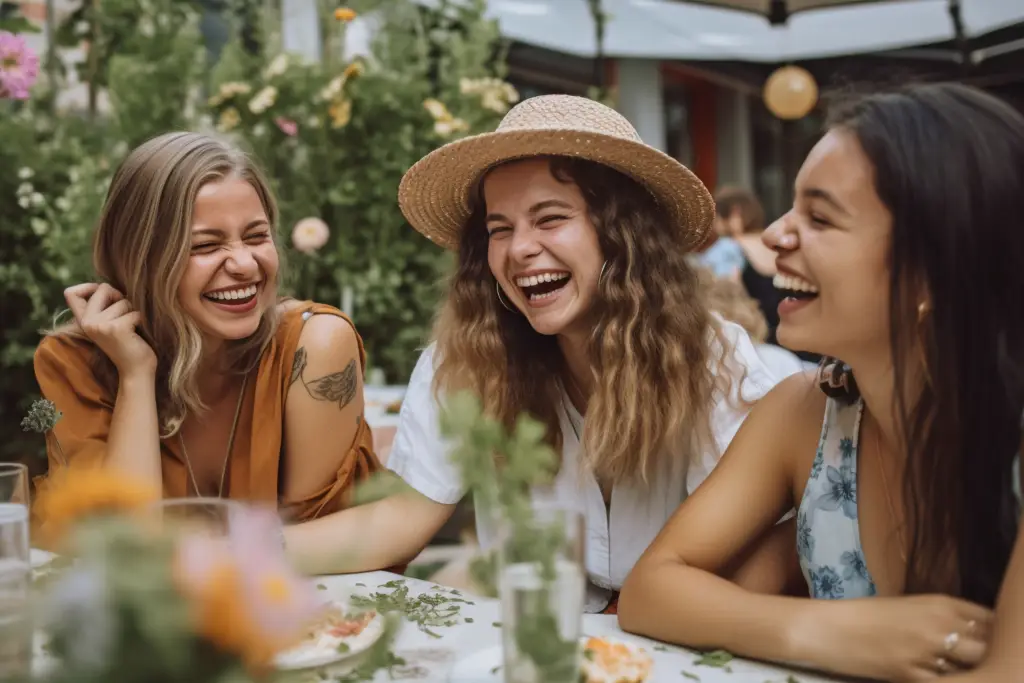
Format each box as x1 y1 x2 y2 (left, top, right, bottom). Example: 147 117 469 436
64 283 156 377
799 594 994 682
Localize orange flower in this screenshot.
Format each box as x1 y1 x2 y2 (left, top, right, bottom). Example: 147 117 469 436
173 508 327 672
33 465 159 546
334 7 356 21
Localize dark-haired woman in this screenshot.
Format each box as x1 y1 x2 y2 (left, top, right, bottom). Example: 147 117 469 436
618 82 1024 682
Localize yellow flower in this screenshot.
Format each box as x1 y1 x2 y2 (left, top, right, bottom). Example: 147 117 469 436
329 98 352 128
217 107 241 132
248 86 278 114
207 81 252 107
334 7 356 22
342 60 364 79
33 465 159 546
423 97 450 120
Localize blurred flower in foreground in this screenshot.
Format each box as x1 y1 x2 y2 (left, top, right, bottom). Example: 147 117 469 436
173 506 327 671
0 31 40 100
34 465 159 546
424 98 468 138
334 7 356 22
292 217 330 254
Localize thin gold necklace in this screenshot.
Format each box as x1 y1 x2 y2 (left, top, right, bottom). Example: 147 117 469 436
178 372 248 498
871 416 908 562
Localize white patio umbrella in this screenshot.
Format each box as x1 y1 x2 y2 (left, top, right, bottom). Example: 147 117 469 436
455 0 1024 62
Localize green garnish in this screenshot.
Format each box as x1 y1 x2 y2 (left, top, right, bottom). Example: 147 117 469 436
348 580 466 638
682 673 700 681
692 650 734 668
316 583 327 590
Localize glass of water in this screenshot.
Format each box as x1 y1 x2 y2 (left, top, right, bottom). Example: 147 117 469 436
150 497 245 538
0 463 32 678
497 499 586 683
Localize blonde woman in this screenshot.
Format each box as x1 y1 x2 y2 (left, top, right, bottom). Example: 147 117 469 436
286 96 789 609
33 132 382 522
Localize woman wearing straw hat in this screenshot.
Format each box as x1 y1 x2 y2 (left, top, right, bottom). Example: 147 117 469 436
285 95 791 610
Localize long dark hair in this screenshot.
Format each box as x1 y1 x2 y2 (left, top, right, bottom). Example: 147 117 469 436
827 83 1024 605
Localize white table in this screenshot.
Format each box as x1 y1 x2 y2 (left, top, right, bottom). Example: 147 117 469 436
319 570 846 683
30 550 844 682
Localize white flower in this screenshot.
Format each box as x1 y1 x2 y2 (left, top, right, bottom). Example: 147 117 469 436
435 118 468 137
55 197 71 212
68 169 80 183
30 192 45 208
248 86 278 114
307 116 322 129
291 217 330 254
252 123 267 138
30 218 49 235
18 167 33 180
319 75 345 102
265 54 289 79
16 182 32 197
423 98 449 120
139 16 155 37
57 266 71 281
18 196 30 209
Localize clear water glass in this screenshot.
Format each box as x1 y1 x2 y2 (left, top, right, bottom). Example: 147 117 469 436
497 500 586 683
0 463 31 678
150 497 245 538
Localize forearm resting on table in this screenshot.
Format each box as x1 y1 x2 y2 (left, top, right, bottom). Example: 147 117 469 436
284 490 453 576
105 371 162 488
618 558 823 667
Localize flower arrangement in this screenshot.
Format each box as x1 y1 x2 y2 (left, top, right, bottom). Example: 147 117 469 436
12 462 404 683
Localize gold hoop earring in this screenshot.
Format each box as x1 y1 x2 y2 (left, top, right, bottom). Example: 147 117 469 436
496 281 517 313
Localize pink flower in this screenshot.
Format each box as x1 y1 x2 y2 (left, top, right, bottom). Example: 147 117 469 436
274 117 298 136
291 217 330 254
0 31 40 100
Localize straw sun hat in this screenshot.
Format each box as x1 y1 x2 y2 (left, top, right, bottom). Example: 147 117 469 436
398 94 714 251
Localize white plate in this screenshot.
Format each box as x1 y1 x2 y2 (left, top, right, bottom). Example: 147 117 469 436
274 601 387 671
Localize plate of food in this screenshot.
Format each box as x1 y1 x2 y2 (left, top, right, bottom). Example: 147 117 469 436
447 635 654 683
274 600 386 671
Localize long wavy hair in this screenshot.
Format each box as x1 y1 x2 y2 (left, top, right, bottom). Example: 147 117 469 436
432 156 737 484
50 132 282 436
827 83 1024 605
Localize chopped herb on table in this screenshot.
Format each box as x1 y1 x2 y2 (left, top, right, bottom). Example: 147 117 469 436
348 579 469 638
316 583 327 590
693 649 734 672
682 672 700 681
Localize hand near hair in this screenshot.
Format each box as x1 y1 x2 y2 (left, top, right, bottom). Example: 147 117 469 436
64 283 156 378
795 594 993 682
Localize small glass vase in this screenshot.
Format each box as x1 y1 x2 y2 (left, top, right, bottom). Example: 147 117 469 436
496 500 586 683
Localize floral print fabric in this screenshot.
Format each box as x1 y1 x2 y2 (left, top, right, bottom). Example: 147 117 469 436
797 399 878 599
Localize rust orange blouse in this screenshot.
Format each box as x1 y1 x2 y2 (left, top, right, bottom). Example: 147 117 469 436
32 302 382 522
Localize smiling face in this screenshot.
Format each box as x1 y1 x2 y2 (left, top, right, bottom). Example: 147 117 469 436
177 177 279 344
483 158 604 339
762 128 893 361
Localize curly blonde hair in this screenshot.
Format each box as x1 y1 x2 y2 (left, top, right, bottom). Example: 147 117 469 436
432 156 737 484
698 268 768 343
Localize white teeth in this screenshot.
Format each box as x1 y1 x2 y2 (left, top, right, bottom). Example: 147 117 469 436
515 272 570 288
773 273 819 294
206 284 258 301
529 290 559 301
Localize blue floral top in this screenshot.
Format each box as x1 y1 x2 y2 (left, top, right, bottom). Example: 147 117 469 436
797 399 1023 600
796 399 876 599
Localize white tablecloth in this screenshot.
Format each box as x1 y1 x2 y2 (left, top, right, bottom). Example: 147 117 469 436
319 570 846 683
30 550 844 682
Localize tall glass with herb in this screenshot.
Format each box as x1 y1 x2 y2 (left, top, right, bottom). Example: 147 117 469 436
497 499 586 683
0 463 31 678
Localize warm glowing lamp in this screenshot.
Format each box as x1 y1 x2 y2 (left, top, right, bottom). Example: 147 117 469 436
763 65 819 120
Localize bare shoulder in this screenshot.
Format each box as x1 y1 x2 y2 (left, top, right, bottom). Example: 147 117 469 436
296 312 359 360
747 368 828 485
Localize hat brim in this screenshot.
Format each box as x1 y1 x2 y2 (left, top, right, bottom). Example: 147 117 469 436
398 127 714 252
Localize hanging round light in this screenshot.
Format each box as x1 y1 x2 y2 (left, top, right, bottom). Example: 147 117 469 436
763 65 819 120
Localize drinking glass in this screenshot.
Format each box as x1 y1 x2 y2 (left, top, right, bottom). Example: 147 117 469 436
0 463 32 678
150 497 245 538
497 499 586 683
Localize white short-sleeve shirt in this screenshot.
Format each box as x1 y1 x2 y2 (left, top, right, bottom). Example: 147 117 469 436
387 318 780 612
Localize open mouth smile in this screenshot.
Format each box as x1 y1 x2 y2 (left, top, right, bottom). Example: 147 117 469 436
515 271 571 304
203 283 260 311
